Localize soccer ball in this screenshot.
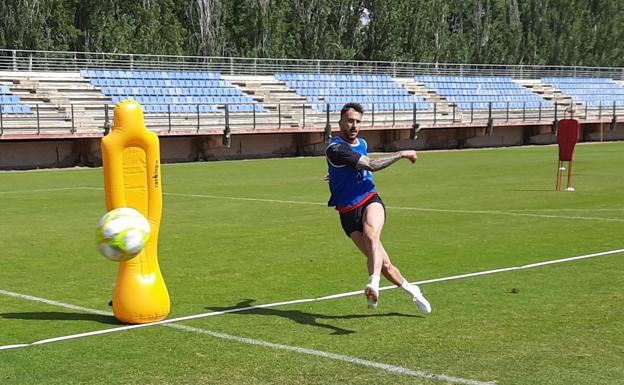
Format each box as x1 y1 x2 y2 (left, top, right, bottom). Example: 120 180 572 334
96 208 150 262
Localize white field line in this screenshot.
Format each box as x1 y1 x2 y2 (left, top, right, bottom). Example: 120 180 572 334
0 301 492 385
168 323 495 385
2 249 623 384
0 187 87 195
3 247 622 331
161 191 624 222
385 206 624 222
2 186 622 222
507 208 624 212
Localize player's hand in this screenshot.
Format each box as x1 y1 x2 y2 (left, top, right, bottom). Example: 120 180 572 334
400 150 418 163
323 173 330 182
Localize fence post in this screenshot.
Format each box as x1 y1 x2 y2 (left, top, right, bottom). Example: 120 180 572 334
411 102 420 140
551 103 558 134
71 104 75 134
372 103 376 126
522 102 526 121
103 105 111 135
470 102 474 123
36 103 40 135
223 104 231 147
324 104 331 143
167 104 172 133
196 104 200 133
610 101 617 132
598 102 602 120
486 102 494 136
252 104 256 130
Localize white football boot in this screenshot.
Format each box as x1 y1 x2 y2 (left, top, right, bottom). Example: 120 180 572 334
364 284 379 309
411 285 432 314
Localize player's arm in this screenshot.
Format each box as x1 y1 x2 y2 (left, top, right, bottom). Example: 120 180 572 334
356 150 417 172
326 143 362 168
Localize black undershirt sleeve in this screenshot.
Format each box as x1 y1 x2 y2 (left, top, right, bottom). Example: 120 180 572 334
326 143 362 168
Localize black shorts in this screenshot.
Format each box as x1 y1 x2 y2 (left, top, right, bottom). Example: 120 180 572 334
339 194 386 237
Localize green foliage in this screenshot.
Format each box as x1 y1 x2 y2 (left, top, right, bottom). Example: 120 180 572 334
72 0 188 55
0 0 80 50
0 0 622 66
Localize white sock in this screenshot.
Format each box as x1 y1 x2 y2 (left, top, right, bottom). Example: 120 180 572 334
368 274 380 289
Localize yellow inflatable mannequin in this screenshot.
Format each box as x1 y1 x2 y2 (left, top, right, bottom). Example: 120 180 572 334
101 100 170 324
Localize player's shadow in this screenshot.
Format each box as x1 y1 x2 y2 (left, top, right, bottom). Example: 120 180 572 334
206 299 421 335
0 311 119 325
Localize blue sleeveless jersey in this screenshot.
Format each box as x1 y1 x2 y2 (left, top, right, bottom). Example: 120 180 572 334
326 136 376 211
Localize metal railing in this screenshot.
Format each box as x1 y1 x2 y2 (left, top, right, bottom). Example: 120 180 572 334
1 49 624 79
1 101 622 138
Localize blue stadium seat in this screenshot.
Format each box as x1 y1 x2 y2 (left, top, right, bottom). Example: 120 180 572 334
543 77 624 107
417 75 552 110
277 72 426 111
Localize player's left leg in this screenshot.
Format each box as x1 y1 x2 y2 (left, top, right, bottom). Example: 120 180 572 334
379 243 432 314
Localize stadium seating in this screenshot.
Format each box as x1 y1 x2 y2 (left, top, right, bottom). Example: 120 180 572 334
414 75 553 110
80 69 264 113
275 72 433 111
541 77 624 107
0 84 31 114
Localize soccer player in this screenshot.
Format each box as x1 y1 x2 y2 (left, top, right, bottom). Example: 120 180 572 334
325 102 431 313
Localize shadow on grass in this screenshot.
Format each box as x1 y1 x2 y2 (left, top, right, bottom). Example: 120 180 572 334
206 299 422 335
507 189 555 192
0 311 119 325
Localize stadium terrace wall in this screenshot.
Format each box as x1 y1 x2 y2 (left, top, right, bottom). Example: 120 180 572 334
1 122 623 170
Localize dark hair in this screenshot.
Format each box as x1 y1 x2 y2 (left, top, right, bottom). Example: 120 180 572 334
340 102 364 118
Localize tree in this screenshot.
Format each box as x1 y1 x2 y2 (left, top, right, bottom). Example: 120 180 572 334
0 0 622 67
0 0 79 51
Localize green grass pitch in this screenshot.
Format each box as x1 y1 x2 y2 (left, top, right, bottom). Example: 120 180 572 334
0 142 623 385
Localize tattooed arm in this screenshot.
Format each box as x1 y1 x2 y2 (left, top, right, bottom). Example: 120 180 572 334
356 150 418 172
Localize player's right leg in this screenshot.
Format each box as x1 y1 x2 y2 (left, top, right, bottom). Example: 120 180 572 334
351 202 386 308
364 284 379 309
350 231 380 308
